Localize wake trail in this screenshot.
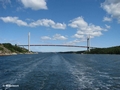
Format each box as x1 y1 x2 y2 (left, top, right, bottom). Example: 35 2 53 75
0 55 52 89
60 55 96 89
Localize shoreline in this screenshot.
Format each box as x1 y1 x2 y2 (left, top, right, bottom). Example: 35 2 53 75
0 52 38 56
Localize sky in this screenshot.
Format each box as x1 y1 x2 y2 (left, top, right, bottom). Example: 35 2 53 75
0 0 120 52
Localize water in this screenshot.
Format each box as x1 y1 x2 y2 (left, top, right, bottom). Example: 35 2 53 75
0 53 120 90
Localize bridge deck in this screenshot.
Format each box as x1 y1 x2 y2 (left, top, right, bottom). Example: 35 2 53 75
19 44 96 48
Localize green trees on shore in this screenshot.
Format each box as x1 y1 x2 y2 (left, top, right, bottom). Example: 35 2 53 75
60 46 120 54
0 43 29 53
86 46 120 54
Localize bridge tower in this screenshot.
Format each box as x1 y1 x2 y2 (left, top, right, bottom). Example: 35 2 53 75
87 36 90 52
28 32 30 51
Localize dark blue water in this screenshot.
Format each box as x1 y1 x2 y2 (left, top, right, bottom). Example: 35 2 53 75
0 53 120 90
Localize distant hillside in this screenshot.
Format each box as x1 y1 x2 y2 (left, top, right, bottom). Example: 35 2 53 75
85 46 120 54
0 43 29 55
59 51 85 54
59 46 120 54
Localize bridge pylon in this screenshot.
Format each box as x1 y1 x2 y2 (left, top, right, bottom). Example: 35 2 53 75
87 36 90 52
28 32 30 51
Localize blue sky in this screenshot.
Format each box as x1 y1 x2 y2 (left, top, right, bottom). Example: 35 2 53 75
0 0 120 52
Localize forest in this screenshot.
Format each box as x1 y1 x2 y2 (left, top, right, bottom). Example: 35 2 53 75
86 46 120 54
60 46 120 54
0 43 29 54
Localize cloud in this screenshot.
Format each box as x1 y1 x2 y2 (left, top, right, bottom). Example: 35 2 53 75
69 16 88 29
73 34 84 39
41 36 51 40
21 0 47 10
101 0 120 23
51 23 66 29
41 34 67 41
69 16 106 39
29 19 66 29
0 16 66 29
103 16 112 22
105 24 111 29
0 16 28 26
0 0 11 9
53 34 67 40
64 39 86 45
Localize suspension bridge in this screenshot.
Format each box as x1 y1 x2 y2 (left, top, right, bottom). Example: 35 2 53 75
19 33 95 52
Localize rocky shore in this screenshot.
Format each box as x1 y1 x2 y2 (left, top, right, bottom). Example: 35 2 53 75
0 43 31 56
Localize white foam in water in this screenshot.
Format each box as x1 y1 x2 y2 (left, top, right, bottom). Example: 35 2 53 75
61 56 96 89
1 54 120 90
1 56 48 89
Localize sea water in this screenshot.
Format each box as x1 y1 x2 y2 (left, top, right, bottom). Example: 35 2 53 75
0 53 120 90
